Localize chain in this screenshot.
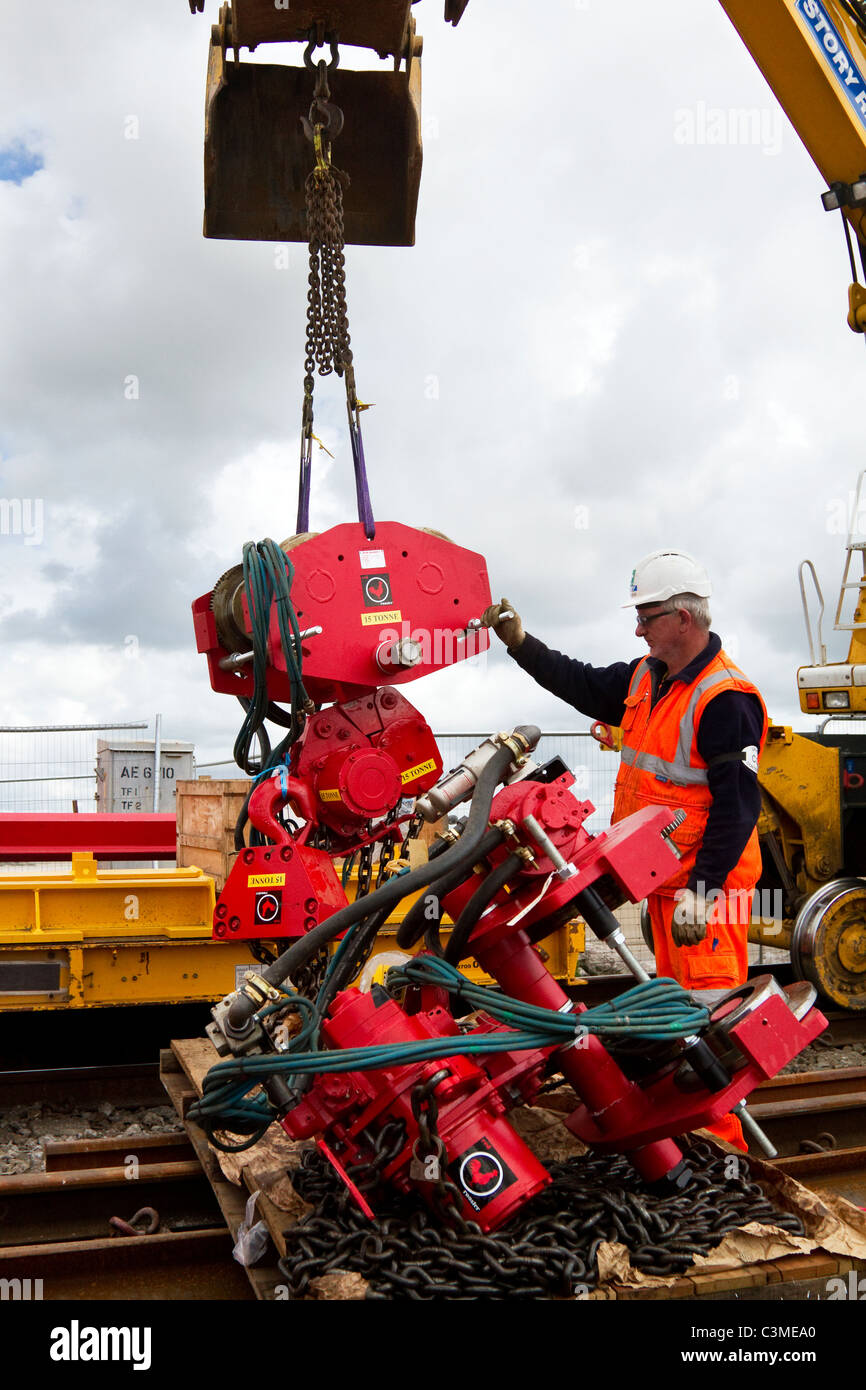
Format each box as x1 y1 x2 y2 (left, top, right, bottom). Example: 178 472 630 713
349 1120 407 1196
291 947 331 1000
375 828 403 890
276 1138 805 1301
304 153 352 386
409 1072 476 1229
355 842 375 899
300 33 356 485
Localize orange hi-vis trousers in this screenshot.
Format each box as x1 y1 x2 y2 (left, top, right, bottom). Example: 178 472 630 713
647 888 754 1152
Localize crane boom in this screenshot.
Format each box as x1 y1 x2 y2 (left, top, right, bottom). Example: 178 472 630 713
721 0 866 328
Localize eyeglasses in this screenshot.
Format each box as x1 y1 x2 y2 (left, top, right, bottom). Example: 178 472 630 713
635 607 677 631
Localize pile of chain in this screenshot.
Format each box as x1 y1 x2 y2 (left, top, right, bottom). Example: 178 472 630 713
276 1134 805 1301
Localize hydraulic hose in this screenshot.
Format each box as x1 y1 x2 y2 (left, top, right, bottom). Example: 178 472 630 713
396 826 507 950
444 850 523 964
226 734 536 1029
316 905 391 1015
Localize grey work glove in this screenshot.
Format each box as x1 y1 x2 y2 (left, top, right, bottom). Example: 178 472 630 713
481 596 525 651
671 888 713 947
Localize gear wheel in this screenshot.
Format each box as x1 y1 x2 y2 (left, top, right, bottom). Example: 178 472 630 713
210 564 248 653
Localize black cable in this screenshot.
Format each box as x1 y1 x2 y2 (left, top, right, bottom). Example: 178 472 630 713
444 851 522 964
399 825 453 954
842 207 859 283
234 778 257 852
265 701 300 730
226 738 529 1029
316 906 391 1015
423 919 447 956
395 826 507 950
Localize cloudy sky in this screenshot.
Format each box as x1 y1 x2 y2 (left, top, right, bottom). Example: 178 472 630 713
2 0 864 773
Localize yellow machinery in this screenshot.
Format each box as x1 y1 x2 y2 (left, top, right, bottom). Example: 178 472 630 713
748 469 866 1010
0 853 249 1011
0 847 584 1013
719 0 866 334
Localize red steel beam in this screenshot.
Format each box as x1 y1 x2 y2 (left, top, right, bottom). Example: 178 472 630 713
0 813 177 861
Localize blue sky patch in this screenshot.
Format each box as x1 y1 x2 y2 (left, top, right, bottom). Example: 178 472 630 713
0 140 44 185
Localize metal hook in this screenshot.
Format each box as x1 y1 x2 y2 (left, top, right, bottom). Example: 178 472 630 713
301 100 345 146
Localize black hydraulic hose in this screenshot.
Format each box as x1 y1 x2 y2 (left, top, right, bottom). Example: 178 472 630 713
424 920 447 956
444 851 523 965
234 778 258 851
316 905 391 1015
396 826 507 950
227 736 534 1029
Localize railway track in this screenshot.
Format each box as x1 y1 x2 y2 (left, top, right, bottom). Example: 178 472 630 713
750 1066 866 1156
1 983 863 1298
0 1131 254 1299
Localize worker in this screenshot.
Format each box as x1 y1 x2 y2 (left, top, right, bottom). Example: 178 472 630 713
482 550 768 1151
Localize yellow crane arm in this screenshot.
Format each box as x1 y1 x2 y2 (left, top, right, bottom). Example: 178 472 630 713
721 0 866 329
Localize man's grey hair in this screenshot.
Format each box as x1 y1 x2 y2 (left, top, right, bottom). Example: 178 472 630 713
672 592 712 629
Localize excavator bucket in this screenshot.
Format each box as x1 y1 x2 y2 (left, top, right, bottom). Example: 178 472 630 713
203 34 423 246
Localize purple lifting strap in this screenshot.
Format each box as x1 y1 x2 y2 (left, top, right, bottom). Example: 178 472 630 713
349 408 376 541
295 407 376 541
296 438 312 535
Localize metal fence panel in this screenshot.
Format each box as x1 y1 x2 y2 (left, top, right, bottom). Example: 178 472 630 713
432 732 618 830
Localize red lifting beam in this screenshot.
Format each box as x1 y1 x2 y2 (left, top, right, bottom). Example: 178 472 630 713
0 814 177 862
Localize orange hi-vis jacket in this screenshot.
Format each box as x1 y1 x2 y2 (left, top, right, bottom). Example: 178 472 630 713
611 648 769 897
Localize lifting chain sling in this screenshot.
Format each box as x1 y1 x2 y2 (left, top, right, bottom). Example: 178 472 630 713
298 30 375 540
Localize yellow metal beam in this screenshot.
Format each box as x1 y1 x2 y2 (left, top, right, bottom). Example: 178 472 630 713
0 854 250 1010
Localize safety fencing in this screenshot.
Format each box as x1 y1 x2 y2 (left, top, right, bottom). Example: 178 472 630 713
432 731 617 829
0 723 151 813
0 722 153 875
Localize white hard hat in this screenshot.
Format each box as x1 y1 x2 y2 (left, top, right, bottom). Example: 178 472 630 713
623 550 712 607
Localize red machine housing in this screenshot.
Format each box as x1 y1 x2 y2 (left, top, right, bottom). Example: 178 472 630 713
435 772 828 1182
280 985 553 1231
192 520 492 705
213 690 442 939
215 840 347 942
442 770 686 954
289 686 442 841
564 985 827 1151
